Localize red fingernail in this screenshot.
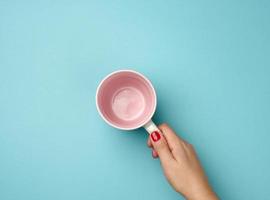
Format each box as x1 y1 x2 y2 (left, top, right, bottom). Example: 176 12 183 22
152 150 158 158
151 131 161 142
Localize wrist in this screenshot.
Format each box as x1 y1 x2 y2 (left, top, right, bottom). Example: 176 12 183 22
188 191 218 200
184 185 218 200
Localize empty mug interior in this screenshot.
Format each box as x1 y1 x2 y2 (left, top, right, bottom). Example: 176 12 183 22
96 71 156 130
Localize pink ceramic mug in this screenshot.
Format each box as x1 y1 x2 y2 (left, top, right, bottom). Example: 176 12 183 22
96 70 161 135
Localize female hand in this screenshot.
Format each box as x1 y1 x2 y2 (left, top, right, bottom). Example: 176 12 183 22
147 123 218 200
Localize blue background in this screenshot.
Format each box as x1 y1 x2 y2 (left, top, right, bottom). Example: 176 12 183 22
1 0 270 199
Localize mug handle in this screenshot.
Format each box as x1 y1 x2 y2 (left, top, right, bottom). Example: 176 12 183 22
143 119 161 135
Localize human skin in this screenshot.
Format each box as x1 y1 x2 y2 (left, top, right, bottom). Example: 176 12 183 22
147 123 219 200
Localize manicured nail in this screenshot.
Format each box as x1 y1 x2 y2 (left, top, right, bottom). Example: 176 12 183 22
151 131 161 142
152 150 158 158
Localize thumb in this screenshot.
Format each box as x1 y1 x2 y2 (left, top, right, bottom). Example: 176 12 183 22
150 130 175 164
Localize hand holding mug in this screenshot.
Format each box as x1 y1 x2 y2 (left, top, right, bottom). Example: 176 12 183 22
147 123 218 200
96 70 218 199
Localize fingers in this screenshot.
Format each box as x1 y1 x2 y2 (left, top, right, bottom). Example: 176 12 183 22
158 123 186 151
159 123 183 143
158 123 196 164
152 149 159 158
150 130 175 165
147 123 188 163
147 136 159 158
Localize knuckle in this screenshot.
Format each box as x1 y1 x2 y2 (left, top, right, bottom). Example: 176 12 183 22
159 123 168 129
187 143 194 150
157 142 167 150
155 141 167 152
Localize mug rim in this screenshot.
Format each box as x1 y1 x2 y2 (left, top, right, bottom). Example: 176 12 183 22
95 69 157 130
